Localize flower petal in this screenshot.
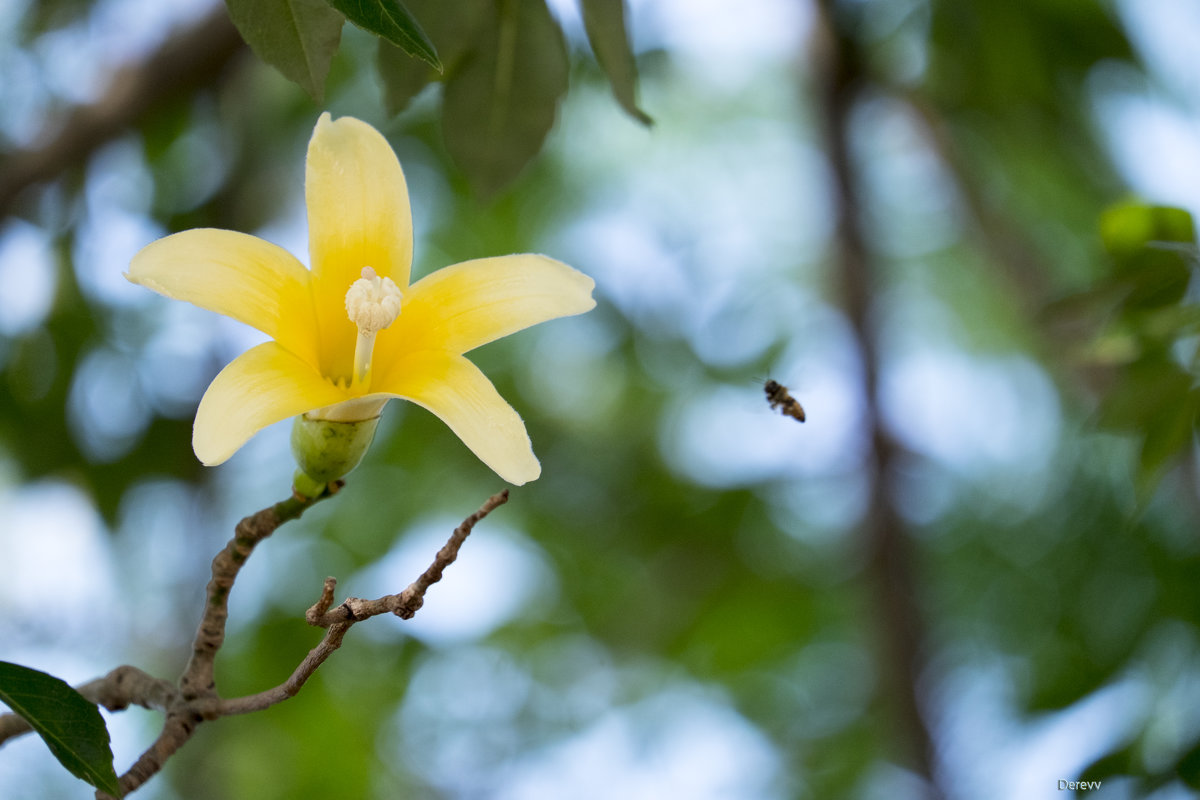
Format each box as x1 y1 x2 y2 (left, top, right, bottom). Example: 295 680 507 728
380 255 596 367
372 351 540 485
128 229 319 367
306 113 414 379
194 342 351 466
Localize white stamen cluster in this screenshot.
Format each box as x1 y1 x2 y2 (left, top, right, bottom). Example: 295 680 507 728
345 266 403 333
345 266 403 385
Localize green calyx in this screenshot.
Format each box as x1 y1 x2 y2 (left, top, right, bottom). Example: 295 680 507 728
290 413 381 497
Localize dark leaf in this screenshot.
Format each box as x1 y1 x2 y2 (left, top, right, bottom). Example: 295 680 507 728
224 0 345 102
376 0 491 116
1098 358 1198 496
442 0 569 198
1178 738 1200 789
1100 203 1195 309
580 0 652 125
1078 742 1136 785
1137 386 1200 498
0 662 120 797
377 39 435 115
326 0 441 71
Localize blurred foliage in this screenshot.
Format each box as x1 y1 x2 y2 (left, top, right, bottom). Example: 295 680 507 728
3 0 1200 798
1094 204 1200 495
231 0 648 196
0 234 203 523
1047 202 1200 499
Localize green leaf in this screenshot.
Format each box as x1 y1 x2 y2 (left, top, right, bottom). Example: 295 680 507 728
1101 202 1195 258
580 0 652 125
1176 738 1200 788
326 0 441 72
1098 358 1199 497
1137 386 1200 497
375 0 491 116
1098 360 1187 432
224 0 345 102
0 662 120 797
377 38 435 115
442 0 569 198
1100 202 1195 309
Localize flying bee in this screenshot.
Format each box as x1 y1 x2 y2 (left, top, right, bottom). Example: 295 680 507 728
764 379 806 422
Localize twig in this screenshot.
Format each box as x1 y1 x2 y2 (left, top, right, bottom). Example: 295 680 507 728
0 7 244 218
314 488 510 625
178 491 331 701
96 490 333 798
103 713 196 799
219 489 509 717
0 487 507 799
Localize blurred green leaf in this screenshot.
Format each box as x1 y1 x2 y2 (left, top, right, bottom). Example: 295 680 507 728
1100 203 1195 258
1100 202 1194 309
0 239 202 525
377 39 436 116
18 0 93 37
0 662 120 797
1097 359 1198 495
1082 204 1200 495
1078 742 1136 786
1137 386 1200 498
326 0 441 72
442 0 568 198
224 0 345 102
928 0 1133 117
580 0 652 125
1081 733 1200 796
1097 360 1191 433
1178 739 1200 789
376 0 492 116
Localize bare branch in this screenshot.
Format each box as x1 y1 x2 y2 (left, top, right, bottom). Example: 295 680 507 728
99 711 200 800
4 488 505 796
391 488 510 619
93 492 328 796
83 666 178 714
0 711 32 744
219 489 509 717
316 488 510 626
216 623 352 717
179 492 330 701
306 576 339 624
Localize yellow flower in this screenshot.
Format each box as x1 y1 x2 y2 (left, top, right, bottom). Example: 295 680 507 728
127 113 595 485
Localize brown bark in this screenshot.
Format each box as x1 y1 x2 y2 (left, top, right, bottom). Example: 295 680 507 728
811 2 944 797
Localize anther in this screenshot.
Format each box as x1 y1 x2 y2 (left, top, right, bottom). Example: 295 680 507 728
345 266 402 384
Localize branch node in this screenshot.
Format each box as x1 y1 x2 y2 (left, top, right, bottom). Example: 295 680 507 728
306 577 338 624
394 595 423 620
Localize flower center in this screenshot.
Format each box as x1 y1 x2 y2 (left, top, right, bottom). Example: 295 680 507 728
345 266 402 385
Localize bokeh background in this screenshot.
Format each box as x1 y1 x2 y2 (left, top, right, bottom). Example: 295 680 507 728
3 0 1200 797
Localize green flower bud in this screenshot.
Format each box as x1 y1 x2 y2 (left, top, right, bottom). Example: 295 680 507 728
290 413 381 494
